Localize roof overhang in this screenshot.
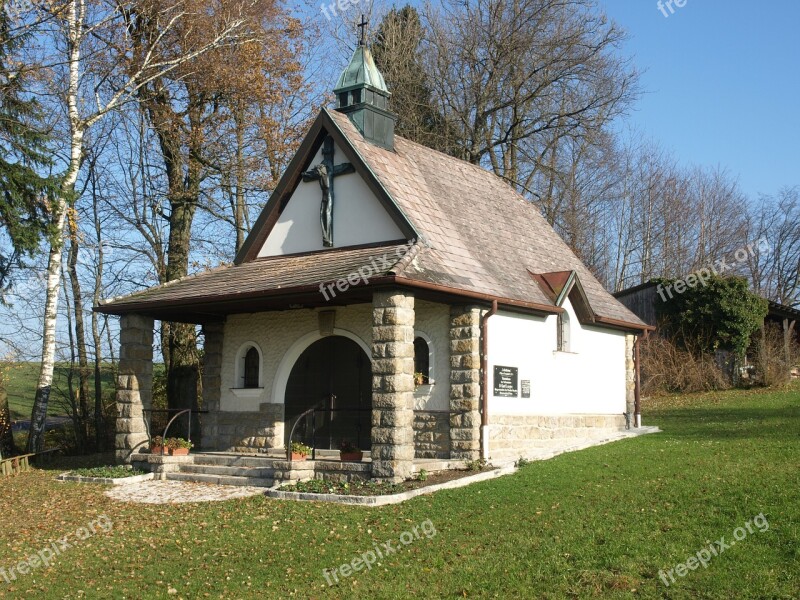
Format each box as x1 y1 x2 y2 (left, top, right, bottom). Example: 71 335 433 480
94 274 562 324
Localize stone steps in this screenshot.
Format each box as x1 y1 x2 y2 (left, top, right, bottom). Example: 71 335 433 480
179 464 276 478
167 453 281 487
189 453 281 468
146 452 372 488
165 472 275 488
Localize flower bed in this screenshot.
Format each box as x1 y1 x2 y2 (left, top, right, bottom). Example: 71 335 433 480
268 465 516 506
278 466 494 497
71 466 146 479
58 466 153 485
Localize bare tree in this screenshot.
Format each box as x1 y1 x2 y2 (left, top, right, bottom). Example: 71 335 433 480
746 187 800 307
424 0 639 191
126 0 311 418
27 0 262 452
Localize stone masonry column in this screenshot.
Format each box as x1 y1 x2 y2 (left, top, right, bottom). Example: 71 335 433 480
200 321 225 450
116 314 154 463
625 334 636 425
449 306 482 460
371 290 415 482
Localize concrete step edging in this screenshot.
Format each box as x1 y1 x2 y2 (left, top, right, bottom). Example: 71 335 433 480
264 465 518 506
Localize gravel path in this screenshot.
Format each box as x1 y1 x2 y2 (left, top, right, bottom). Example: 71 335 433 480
104 480 264 504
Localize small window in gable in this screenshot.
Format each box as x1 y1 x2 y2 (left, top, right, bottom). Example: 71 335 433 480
557 312 571 353
243 346 260 388
414 337 431 386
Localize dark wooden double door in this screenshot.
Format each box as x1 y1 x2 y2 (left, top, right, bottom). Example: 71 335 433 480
284 336 372 451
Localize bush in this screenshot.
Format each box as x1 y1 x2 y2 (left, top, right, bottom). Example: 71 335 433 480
640 335 729 395
752 323 800 387
656 275 768 358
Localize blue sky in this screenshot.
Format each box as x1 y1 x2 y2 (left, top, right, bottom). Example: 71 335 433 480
601 0 800 197
316 0 800 197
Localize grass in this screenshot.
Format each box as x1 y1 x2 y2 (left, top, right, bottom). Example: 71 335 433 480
1 362 117 421
1 384 799 598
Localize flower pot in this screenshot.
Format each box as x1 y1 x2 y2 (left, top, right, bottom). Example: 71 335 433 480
340 452 362 462
150 446 166 455
170 448 190 456
290 452 308 461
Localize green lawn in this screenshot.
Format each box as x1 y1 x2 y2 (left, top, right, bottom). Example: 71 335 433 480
1 385 798 599
2 362 118 421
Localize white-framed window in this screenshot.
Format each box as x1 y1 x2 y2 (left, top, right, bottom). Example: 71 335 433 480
413 332 434 386
234 342 263 389
557 312 571 353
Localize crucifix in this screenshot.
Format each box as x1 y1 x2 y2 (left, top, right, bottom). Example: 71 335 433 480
357 14 368 47
302 135 354 247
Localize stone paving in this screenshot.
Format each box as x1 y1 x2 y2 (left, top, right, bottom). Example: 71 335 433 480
104 480 265 504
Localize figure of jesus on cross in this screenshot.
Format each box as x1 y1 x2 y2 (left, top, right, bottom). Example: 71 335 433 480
302 135 354 247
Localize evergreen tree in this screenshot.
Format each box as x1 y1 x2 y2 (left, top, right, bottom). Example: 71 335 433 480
0 6 56 287
371 6 459 154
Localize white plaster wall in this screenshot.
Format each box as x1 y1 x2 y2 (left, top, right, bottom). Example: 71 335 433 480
487 299 627 416
221 304 373 412
258 140 404 256
220 299 452 413
412 300 450 411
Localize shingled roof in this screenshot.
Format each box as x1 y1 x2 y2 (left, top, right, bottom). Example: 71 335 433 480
98 108 648 331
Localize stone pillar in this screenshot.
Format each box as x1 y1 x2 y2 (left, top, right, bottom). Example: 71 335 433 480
449 306 482 460
371 290 415 482
116 314 154 463
200 321 225 450
625 334 636 419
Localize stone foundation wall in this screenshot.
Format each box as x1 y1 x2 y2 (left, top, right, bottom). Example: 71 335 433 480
371 290 415 482
115 314 154 463
200 321 224 450
413 411 450 459
312 461 371 483
211 404 284 452
449 306 482 460
625 334 636 416
488 414 628 462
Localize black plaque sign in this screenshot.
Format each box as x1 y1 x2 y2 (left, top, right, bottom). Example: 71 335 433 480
521 380 531 398
493 365 518 397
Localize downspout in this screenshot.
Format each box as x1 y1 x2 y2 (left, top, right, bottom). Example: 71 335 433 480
480 300 498 460
634 331 646 428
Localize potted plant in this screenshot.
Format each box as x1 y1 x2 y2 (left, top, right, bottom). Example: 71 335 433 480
289 442 312 461
166 437 193 456
414 372 429 387
150 436 166 455
339 440 362 462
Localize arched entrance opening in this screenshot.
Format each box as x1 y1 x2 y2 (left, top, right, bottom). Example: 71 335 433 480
284 336 372 451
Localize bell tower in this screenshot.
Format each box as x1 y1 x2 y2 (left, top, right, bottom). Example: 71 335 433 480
333 15 396 151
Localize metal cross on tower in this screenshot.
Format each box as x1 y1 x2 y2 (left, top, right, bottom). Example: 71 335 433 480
357 14 368 47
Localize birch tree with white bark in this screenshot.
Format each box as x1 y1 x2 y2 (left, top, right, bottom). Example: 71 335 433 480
25 0 262 452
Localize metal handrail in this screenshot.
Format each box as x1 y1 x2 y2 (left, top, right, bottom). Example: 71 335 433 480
149 409 209 456
286 405 320 462
286 406 371 462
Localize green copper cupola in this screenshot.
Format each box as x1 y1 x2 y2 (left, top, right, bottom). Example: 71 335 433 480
333 20 396 150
